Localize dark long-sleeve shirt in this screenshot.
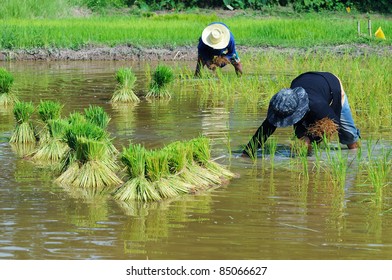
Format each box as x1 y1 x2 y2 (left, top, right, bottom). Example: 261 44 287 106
197 23 238 62
243 72 342 155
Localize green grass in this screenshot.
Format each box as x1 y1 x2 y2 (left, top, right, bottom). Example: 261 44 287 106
0 13 391 50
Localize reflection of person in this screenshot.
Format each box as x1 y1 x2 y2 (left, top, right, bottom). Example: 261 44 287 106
242 71 360 156
195 22 243 77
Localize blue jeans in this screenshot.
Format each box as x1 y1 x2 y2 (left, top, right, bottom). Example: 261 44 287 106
339 95 360 145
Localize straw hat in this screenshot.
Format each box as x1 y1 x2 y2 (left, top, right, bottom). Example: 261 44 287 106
201 23 230 49
267 87 309 127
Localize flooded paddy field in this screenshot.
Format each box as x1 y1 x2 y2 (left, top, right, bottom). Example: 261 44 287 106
0 60 391 260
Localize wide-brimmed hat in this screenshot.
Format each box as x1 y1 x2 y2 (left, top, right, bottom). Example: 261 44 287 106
201 23 230 49
267 87 309 127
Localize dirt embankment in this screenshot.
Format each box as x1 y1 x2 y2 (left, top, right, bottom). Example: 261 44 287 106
1 44 391 61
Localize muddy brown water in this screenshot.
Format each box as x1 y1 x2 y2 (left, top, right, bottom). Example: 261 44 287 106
1 61 391 260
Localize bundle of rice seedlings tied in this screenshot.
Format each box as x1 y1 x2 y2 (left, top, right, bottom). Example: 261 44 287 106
37 100 64 143
0 68 18 107
30 118 69 164
145 149 189 199
9 101 36 144
113 144 161 202
146 64 174 99
111 67 139 103
84 105 118 155
189 136 236 183
307 117 339 143
56 119 122 193
164 141 211 192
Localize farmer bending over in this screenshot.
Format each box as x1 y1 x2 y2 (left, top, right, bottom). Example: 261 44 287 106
195 22 243 77
242 71 360 157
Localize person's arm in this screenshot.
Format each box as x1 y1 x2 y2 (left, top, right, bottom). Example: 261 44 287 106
242 119 276 157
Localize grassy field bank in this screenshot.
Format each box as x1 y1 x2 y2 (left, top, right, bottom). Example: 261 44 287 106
1 12 391 51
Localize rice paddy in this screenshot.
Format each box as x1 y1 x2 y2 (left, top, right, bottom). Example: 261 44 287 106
1 50 391 259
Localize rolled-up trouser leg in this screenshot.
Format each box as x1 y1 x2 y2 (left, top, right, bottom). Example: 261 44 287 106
339 95 360 145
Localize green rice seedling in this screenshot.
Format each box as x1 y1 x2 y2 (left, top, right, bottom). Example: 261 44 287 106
38 100 63 123
9 101 36 144
367 148 392 204
84 105 110 129
266 136 278 168
113 143 161 202
68 111 87 125
37 100 63 142
311 141 323 173
84 105 118 156
146 64 174 99
325 144 348 188
31 118 69 164
111 67 139 103
242 136 259 163
0 68 18 107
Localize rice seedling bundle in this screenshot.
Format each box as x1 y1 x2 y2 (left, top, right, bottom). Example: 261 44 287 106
9 101 36 144
71 137 123 192
38 100 63 123
84 105 110 129
0 68 18 106
37 100 64 142
307 117 338 142
190 136 236 180
56 118 122 192
146 149 189 199
164 141 211 192
111 67 139 103
31 119 69 163
146 64 174 99
114 144 161 202
114 137 235 202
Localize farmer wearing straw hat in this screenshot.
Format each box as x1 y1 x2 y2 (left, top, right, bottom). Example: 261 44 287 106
242 71 360 157
195 22 243 77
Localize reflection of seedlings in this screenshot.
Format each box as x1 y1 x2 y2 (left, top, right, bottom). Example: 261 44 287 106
146 64 174 99
9 101 36 144
111 67 139 103
0 67 18 107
